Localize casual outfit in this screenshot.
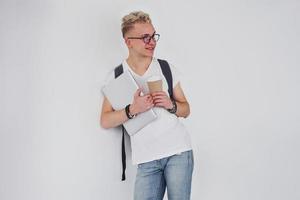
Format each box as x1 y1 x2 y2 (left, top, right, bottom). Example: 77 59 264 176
103 57 193 200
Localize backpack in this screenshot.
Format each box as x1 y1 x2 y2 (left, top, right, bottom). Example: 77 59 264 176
114 59 173 181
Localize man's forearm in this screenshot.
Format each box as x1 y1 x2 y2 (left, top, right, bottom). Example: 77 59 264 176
101 109 128 129
175 101 190 118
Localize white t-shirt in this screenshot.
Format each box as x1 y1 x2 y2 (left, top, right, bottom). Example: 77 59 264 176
103 57 192 164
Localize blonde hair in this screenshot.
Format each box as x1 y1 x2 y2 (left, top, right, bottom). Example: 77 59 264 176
121 11 152 37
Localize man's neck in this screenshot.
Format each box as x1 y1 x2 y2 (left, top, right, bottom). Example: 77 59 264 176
126 55 153 76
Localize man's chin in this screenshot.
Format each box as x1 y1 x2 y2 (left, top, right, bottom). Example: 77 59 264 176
145 52 154 57
140 53 154 58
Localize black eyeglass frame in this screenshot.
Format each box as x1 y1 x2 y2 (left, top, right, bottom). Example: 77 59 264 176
127 32 160 44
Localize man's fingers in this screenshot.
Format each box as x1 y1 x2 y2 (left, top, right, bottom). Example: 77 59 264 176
151 91 166 96
134 88 142 97
152 95 168 101
152 94 167 99
154 99 165 104
154 103 164 107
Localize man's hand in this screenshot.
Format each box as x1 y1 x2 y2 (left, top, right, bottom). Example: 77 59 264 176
130 89 154 115
151 91 173 109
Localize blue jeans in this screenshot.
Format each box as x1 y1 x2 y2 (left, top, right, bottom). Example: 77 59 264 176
134 150 194 200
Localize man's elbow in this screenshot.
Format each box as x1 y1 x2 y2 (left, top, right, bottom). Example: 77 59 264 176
183 109 190 118
176 102 190 118
183 103 190 118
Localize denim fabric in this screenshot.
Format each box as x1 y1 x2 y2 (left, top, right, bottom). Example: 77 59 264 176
134 150 194 200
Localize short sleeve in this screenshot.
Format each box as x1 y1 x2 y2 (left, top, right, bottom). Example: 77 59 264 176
104 70 115 85
101 69 115 95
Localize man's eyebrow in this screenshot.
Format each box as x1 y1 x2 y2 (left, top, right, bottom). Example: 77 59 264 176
141 31 156 37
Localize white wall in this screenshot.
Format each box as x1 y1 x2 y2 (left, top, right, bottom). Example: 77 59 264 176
1 0 300 200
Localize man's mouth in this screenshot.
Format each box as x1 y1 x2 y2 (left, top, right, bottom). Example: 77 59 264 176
146 47 155 51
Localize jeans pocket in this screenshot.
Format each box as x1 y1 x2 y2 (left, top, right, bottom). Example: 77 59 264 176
138 160 157 169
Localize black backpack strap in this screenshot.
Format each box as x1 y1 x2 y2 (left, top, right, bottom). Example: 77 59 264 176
121 126 126 181
157 59 173 99
115 64 123 78
114 64 127 181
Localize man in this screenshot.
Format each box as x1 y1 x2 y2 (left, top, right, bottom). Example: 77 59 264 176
100 11 193 200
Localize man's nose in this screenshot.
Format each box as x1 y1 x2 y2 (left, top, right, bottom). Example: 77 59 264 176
148 37 156 45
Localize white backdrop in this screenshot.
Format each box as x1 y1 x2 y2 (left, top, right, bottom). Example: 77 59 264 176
1 0 300 200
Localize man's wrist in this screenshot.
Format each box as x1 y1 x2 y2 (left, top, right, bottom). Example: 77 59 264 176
167 99 177 114
129 104 138 116
125 104 137 119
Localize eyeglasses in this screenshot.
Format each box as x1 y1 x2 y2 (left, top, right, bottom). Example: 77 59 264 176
127 32 160 44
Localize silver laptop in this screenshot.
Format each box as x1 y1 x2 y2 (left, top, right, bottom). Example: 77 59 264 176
102 70 157 136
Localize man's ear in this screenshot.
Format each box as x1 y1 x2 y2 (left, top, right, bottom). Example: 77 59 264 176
124 38 131 48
